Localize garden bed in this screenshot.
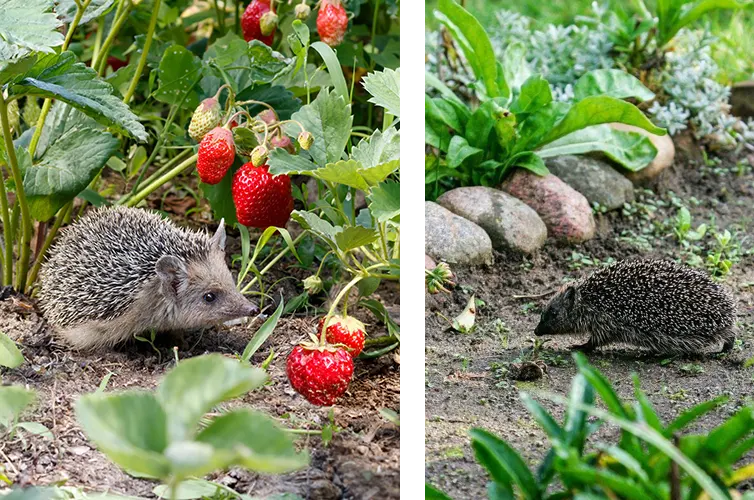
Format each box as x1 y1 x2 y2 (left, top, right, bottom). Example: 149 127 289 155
425 141 754 498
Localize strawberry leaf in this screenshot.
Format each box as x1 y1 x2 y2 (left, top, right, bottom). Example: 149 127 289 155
0 0 63 66
362 67 400 118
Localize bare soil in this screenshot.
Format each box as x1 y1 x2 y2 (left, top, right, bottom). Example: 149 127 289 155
425 137 754 498
0 225 400 499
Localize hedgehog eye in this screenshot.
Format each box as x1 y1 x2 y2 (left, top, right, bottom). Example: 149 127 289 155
203 292 217 303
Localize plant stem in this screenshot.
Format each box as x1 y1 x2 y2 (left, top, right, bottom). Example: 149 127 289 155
126 153 198 207
241 232 306 293
120 147 192 204
64 0 93 48
320 275 363 343
27 202 72 289
122 0 161 103
364 334 399 348
96 1 133 75
0 96 32 293
0 163 12 286
91 16 106 64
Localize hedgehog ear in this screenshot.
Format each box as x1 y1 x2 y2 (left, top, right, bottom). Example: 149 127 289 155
563 286 579 306
210 219 226 251
156 255 189 295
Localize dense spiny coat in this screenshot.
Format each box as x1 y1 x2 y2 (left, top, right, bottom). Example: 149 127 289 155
534 259 736 353
38 206 259 350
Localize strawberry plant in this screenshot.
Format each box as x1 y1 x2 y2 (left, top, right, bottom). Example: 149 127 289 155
425 0 668 200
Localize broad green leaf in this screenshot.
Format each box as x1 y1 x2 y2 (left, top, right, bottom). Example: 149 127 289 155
447 135 483 169
511 151 548 176
465 99 503 149
196 409 308 473
75 391 171 478
0 0 63 64
425 484 453 500
513 101 570 154
426 96 466 134
560 464 649 497
436 0 501 99
154 45 202 110
156 354 267 442
351 127 400 170
241 299 284 363
291 211 338 249
201 32 254 94
362 67 400 118
0 55 37 87
540 96 666 147
536 125 658 172
657 0 746 46
6 52 147 141
246 40 290 85
56 0 115 24
425 70 465 106
163 440 227 478
510 75 552 116
22 128 119 221
287 88 352 167
0 331 24 368
702 406 754 454
153 479 223 500
335 226 380 252
236 84 301 120
501 42 530 94
574 69 655 102
15 422 52 439
469 428 538 497
368 180 400 222
0 386 35 428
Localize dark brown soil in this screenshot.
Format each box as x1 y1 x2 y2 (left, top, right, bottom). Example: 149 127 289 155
0 232 400 499
425 138 754 498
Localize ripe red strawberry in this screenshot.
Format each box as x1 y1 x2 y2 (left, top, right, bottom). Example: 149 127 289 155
188 97 222 142
286 345 353 406
317 0 348 47
318 315 366 358
197 127 236 185
231 163 294 228
242 0 275 46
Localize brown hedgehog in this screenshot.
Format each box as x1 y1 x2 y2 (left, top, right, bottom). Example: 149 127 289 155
535 259 736 353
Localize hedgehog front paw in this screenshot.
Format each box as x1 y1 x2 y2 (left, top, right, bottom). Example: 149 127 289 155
569 341 595 353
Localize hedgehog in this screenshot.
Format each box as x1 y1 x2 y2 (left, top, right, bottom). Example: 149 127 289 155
38 206 259 350
534 259 736 353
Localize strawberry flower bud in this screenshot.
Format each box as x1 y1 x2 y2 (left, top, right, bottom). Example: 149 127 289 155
303 275 323 294
298 131 314 150
259 11 278 36
251 145 269 167
295 2 311 19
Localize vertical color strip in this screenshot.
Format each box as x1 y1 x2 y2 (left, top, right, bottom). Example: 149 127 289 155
400 0 424 498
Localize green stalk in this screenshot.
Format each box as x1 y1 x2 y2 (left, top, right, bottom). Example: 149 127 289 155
91 16 106 64
122 0 161 104
126 153 198 207
118 147 192 205
0 96 32 293
96 1 133 75
0 162 12 286
27 202 72 289
28 0 91 159
240 232 306 293
319 275 363 343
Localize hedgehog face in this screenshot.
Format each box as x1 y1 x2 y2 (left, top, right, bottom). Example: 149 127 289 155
535 286 578 336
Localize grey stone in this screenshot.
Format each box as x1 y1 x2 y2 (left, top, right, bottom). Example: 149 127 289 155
437 186 546 253
545 155 634 210
425 201 493 265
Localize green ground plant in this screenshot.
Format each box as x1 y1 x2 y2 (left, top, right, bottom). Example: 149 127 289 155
426 353 754 499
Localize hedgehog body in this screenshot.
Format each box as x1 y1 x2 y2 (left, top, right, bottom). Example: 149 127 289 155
535 259 736 353
38 206 259 350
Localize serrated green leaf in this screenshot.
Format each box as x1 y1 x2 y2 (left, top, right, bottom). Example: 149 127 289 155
75 391 171 478
55 0 115 24
0 331 24 368
22 128 119 221
267 147 318 176
247 40 290 84
368 180 399 222
154 45 202 110
291 211 338 248
35 102 102 158
196 409 308 473
334 226 379 252
156 354 267 442
351 127 400 169
16 421 52 439
235 84 301 120
7 51 147 141
537 124 658 172
0 0 63 64
0 386 35 428
287 88 352 167
362 67 400 118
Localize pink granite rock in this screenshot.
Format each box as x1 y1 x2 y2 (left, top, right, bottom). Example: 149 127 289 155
502 171 595 244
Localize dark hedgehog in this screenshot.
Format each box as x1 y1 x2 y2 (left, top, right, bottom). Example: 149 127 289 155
38 206 259 350
535 259 736 353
